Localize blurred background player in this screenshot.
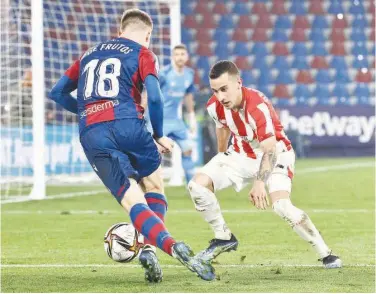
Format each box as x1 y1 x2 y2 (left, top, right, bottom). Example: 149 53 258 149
48 8 215 282
188 61 342 269
159 44 197 184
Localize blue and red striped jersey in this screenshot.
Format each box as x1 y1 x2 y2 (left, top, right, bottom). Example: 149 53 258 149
65 37 159 134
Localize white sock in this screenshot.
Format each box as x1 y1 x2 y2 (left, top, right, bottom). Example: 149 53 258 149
273 199 331 258
188 181 231 240
142 244 157 253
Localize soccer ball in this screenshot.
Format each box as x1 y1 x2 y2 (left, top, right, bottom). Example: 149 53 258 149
104 222 144 263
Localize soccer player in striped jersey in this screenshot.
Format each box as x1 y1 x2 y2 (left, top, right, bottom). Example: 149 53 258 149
188 61 342 269
48 9 215 282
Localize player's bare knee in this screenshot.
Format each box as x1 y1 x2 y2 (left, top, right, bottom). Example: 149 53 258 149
188 175 218 212
269 190 290 206
188 180 217 212
140 169 164 194
189 173 214 192
141 179 163 194
272 198 305 227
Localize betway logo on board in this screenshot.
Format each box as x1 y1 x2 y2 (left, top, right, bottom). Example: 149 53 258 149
280 110 375 143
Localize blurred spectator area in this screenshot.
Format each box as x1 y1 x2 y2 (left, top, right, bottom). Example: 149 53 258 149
182 0 375 107
4 0 375 126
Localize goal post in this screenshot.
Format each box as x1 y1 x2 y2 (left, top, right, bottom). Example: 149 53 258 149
29 0 46 200
169 0 181 47
1 0 181 202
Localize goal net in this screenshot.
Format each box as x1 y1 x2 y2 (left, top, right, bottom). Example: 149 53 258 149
1 0 181 202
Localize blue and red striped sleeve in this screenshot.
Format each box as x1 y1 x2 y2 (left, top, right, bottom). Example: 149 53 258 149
138 47 159 81
138 48 164 138
65 59 80 82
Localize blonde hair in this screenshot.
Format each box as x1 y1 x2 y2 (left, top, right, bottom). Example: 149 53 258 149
120 8 153 32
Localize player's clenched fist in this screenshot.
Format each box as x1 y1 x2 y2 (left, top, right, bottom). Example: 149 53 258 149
155 136 174 153
249 180 270 210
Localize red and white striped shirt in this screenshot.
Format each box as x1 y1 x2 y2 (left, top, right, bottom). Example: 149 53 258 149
206 87 291 159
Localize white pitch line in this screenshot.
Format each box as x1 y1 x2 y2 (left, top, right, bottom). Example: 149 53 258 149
1 264 374 269
1 208 374 215
297 162 374 174
1 190 106 204
1 162 374 205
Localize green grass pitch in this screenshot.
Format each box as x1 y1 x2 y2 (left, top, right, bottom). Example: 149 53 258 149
1 157 375 292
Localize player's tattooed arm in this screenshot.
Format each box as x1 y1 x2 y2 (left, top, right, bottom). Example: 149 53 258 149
256 136 278 183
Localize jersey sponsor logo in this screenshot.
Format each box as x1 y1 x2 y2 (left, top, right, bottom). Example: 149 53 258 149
80 99 119 119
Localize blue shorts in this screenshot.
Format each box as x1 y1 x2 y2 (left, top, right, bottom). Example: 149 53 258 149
80 119 161 202
164 119 192 152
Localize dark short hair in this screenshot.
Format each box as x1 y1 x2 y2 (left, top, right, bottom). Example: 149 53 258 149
173 44 188 51
209 60 240 79
120 9 153 32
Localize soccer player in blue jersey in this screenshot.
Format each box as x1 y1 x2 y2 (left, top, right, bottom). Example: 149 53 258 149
48 9 214 282
159 44 197 183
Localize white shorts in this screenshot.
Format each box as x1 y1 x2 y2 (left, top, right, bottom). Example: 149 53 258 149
200 148 295 194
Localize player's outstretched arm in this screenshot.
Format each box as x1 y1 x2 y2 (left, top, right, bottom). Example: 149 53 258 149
48 60 79 114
